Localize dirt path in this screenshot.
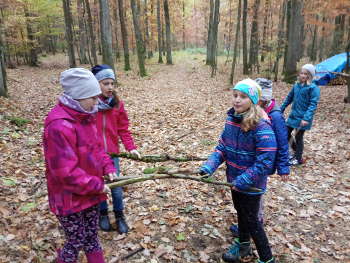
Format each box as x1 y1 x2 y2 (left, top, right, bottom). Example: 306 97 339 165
0 54 349 262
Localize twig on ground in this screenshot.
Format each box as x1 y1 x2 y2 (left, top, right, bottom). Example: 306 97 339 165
110 152 207 162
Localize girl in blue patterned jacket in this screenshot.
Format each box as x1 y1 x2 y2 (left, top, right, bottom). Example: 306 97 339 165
199 79 277 263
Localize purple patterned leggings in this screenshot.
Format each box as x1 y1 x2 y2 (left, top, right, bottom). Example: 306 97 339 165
57 205 102 263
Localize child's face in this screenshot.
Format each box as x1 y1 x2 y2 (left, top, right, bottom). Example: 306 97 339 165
99 78 115 97
78 95 99 112
299 69 310 83
232 90 252 113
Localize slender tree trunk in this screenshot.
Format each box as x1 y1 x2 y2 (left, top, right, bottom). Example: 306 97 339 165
210 0 220 76
85 0 98 65
273 0 286 81
130 0 147 76
0 11 7 97
248 0 261 73
330 14 346 56
99 0 115 71
229 0 241 84
62 0 76 67
24 5 39 66
144 0 152 58
260 0 269 62
206 0 214 65
309 15 318 62
112 2 121 61
182 0 186 49
163 0 172 64
117 0 131 70
156 0 163 63
318 15 326 62
242 0 248 75
77 0 89 64
283 0 303 83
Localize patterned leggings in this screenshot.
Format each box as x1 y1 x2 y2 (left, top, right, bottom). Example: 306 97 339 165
57 205 102 263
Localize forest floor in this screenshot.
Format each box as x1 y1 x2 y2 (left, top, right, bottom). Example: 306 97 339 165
0 52 350 263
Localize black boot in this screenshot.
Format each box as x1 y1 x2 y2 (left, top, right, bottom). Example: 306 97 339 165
222 238 252 262
114 211 129 234
99 210 112 232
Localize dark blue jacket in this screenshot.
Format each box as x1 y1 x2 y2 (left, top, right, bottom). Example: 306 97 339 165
280 82 320 130
266 101 290 175
200 108 277 195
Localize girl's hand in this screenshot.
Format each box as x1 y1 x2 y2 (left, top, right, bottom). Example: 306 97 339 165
103 185 111 196
279 174 288 182
107 172 118 182
130 149 141 159
300 120 309 126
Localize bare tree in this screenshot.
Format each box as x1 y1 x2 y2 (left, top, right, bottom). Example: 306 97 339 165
117 0 131 70
248 0 261 73
77 0 89 64
163 0 172 64
99 0 115 70
62 0 76 67
85 0 98 65
156 0 163 63
229 0 241 84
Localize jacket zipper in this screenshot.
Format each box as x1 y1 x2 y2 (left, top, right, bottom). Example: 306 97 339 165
102 113 108 151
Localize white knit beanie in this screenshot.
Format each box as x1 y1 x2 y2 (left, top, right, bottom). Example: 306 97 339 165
302 64 316 79
60 68 101 100
255 78 273 101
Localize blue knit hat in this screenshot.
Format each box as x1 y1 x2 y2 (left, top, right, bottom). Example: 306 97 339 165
91 64 116 81
232 79 262 105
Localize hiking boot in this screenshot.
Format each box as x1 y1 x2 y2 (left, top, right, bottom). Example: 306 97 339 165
289 157 303 166
257 257 276 263
222 238 252 262
99 214 112 232
115 211 129 234
229 224 239 237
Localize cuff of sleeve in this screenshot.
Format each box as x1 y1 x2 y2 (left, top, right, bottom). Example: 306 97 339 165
200 166 212 175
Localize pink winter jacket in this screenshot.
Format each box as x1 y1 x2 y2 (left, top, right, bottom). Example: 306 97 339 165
96 100 137 153
43 103 116 216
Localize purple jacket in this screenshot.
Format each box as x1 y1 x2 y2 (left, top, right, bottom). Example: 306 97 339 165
43 103 116 216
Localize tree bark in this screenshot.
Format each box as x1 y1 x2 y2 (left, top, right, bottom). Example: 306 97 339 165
206 0 214 65
283 0 303 83
131 0 147 76
117 0 131 70
0 12 7 97
77 0 89 64
62 0 76 67
248 0 261 73
308 15 318 63
182 0 186 50
229 0 241 84
163 0 172 64
260 0 269 63
112 1 121 61
156 0 163 63
273 0 286 81
330 14 346 57
318 14 326 62
144 0 152 58
210 0 220 77
85 0 98 65
242 0 248 75
99 0 115 70
24 5 39 67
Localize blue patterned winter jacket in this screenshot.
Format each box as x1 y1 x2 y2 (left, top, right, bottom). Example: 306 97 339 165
200 108 277 195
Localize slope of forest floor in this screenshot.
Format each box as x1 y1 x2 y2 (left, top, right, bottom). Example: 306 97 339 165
0 53 349 263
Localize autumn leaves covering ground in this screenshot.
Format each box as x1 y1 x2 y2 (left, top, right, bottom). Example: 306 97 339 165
0 53 350 263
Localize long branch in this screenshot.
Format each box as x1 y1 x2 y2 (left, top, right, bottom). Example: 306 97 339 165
110 152 207 162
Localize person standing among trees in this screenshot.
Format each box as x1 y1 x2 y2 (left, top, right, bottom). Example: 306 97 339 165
92 64 140 234
199 79 277 263
43 68 116 263
281 64 320 166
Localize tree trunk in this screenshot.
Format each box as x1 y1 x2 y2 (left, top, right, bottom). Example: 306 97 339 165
318 14 326 62
117 0 131 70
24 5 39 67
163 0 172 64
182 0 186 50
112 2 121 61
85 0 98 65
330 14 346 57
130 0 147 76
156 0 163 63
283 0 303 83
273 0 287 81
210 0 220 76
99 0 115 70
77 0 89 64
144 0 152 58
248 0 261 73
308 15 318 63
260 0 269 63
206 0 214 65
229 0 241 84
242 0 248 75
0 12 7 97
62 0 76 67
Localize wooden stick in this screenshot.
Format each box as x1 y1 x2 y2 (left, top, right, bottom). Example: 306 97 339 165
110 152 207 162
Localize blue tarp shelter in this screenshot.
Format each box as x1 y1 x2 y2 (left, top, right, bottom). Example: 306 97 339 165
314 52 349 86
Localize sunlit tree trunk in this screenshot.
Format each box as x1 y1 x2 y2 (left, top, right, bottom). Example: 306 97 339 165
131 0 147 76
62 0 76 67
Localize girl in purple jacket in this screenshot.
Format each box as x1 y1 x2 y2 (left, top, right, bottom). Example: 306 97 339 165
43 68 116 263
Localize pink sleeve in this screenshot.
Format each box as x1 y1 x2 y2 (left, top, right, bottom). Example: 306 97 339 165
45 121 105 195
117 101 137 151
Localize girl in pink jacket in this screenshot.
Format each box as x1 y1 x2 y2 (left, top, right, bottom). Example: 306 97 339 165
92 64 140 234
43 68 117 263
